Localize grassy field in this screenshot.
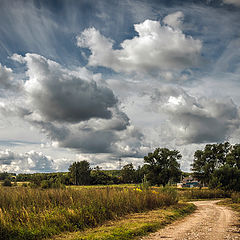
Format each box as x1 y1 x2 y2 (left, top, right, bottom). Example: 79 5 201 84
177 188 231 201
50 203 195 240
0 186 178 240
1 184 237 240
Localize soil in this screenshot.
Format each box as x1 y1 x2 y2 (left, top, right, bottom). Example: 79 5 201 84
141 200 240 240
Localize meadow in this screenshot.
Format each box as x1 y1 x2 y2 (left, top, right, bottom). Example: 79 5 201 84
0 186 178 240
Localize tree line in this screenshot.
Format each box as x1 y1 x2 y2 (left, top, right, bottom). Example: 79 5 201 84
1 142 240 191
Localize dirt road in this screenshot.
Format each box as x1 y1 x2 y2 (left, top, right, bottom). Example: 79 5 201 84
142 200 240 240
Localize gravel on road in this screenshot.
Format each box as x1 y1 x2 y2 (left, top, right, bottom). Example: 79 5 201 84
141 200 240 240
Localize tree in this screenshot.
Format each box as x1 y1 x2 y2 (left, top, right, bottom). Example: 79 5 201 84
2 178 12 187
135 164 149 183
226 144 240 169
68 161 91 185
144 148 181 186
192 142 231 185
209 165 240 191
120 163 136 183
91 167 114 185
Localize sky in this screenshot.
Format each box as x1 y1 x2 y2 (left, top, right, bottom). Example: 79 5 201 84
0 0 240 173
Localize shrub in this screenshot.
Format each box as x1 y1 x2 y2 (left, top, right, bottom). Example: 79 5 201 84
231 192 240 203
2 179 12 187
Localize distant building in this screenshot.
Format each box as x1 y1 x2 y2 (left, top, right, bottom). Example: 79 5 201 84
177 176 200 188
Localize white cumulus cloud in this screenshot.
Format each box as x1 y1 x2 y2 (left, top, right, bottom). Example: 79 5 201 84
77 14 202 74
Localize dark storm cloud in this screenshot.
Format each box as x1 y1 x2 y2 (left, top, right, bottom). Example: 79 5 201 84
6 53 144 156
151 86 240 144
20 53 117 123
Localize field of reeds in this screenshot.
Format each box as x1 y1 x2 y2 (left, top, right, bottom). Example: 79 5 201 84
0 186 178 240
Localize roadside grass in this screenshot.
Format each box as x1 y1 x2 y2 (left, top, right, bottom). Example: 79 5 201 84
0 186 178 240
68 184 136 190
178 188 231 201
50 203 196 240
218 192 240 213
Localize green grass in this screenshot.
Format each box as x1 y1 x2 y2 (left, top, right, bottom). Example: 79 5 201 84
50 203 196 240
0 186 178 240
178 188 231 201
218 192 240 213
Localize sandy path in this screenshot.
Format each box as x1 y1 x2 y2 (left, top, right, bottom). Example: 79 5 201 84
141 200 240 240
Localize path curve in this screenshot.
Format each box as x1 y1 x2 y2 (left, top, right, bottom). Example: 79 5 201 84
141 200 240 240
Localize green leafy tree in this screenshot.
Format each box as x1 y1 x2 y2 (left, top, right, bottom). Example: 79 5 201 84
192 142 231 185
144 148 181 186
226 144 240 169
120 163 136 183
68 160 91 185
209 165 240 191
135 164 149 183
91 167 114 185
2 178 12 187
0 172 10 180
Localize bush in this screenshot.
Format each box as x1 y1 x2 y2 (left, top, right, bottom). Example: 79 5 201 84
2 179 12 187
231 192 240 203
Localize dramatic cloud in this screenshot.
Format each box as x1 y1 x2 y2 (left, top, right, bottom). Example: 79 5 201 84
223 0 240 7
5 53 145 157
0 1 240 172
0 149 53 173
151 86 240 144
0 64 21 92
17 53 118 123
77 14 202 74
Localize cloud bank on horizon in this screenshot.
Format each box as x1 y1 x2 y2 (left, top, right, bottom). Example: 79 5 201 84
0 0 240 173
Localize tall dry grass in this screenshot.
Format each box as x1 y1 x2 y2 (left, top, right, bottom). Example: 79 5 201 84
178 188 231 200
231 192 240 203
0 186 178 240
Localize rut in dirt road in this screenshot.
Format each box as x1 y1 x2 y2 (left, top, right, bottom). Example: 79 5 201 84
141 200 240 240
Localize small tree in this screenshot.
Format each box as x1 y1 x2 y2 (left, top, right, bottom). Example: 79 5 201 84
144 148 181 186
68 160 91 185
2 179 12 187
120 163 136 183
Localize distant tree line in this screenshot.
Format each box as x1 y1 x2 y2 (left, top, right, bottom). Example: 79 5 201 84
1 147 182 188
1 143 240 191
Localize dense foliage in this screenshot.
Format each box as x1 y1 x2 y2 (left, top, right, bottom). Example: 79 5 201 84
192 142 240 191
144 148 182 186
